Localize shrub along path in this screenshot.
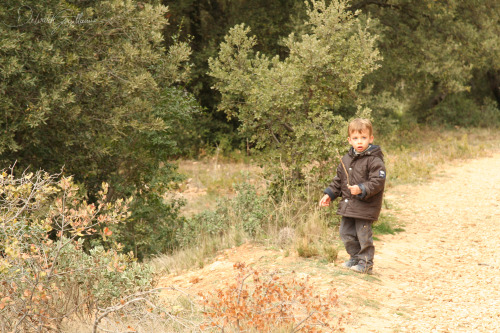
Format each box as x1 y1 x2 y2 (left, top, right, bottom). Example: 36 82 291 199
159 152 500 332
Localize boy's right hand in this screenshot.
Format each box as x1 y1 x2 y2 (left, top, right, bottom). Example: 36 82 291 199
319 194 331 207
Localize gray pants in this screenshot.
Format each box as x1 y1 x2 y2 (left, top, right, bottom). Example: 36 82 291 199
340 217 374 267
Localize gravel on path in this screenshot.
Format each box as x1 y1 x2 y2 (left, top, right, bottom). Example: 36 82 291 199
348 153 500 332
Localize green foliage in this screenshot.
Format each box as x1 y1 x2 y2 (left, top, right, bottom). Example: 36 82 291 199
151 86 203 157
114 189 186 260
106 85 202 258
208 0 381 194
0 169 154 331
164 0 500 152
351 0 500 125
232 183 270 236
85 246 154 305
427 95 500 127
163 0 308 151
177 208 228 247
0 0 187 162
0 0 199 258
176 183 270 247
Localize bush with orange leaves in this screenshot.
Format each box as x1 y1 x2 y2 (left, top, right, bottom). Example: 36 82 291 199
199 262 345 332
0 168 155 332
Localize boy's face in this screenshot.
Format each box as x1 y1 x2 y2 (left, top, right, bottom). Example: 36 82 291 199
348 129 374 153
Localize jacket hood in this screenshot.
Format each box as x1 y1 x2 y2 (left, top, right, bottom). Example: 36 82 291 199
349 144 384 160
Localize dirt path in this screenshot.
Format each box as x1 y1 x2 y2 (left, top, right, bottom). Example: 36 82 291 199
160 153 500 332
348 152 500 332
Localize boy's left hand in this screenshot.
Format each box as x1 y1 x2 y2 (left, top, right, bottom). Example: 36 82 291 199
348 185 361 195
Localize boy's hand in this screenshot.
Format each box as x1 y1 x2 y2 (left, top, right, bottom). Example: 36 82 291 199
348 185 362 195
319 194 331 207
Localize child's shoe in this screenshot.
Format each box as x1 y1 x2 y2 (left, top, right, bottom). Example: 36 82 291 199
342 258 359 268
350 264 373 274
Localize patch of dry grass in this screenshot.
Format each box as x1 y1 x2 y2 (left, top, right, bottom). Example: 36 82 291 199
155 127 500 275
149 229 249 275
174 158 263 216
381 127 500 186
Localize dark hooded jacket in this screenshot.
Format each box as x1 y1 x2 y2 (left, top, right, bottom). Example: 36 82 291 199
324 145 386 221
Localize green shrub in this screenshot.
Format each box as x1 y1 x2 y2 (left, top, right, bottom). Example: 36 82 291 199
428 94 500 127
233 183 270 236
176 183 270 247
373 213 404 236
208 0 381 197
176 203 230 247
296 238 320 258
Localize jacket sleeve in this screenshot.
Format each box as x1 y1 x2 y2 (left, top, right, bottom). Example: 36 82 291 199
324 163 343 200
359 157 386 200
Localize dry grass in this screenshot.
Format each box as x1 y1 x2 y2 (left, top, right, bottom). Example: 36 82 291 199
174 158 263 216
149 229 249 275
58 128 500 332
293 208 341 261
381 127 500 187
155 127 500 275
61 290 204 333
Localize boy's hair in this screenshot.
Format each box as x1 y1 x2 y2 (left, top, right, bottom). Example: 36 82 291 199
348 118 373 137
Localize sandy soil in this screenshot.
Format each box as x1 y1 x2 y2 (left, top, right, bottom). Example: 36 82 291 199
159 153 500 332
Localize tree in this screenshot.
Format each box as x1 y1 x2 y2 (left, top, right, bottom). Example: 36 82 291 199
348 0 500 126
162 0 308 151
0 0 196 257
208 0 381 195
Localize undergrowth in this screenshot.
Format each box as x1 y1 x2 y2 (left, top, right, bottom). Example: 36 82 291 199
380 127 499 187
0 169 183 333
198 262 345 332
373 213 405 240
152 127 500 275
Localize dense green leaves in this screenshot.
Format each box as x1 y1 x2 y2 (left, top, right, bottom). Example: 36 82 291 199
350 0 500 125
0 0 197 257
0 0 190 173
209 0 381 193
162 0 308 148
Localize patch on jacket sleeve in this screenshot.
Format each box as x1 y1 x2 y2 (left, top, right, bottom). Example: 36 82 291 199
379 170 386 178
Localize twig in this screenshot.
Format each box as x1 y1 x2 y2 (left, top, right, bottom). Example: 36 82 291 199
92 288 165 333
236 271 253 331
168 286 201 313
335 148 350 186
93 297 148 333
291 311 317 332
269 125 281 146
168 285 197 298
12 313 29 333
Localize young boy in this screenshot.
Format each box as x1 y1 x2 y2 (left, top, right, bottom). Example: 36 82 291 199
319 118 386 274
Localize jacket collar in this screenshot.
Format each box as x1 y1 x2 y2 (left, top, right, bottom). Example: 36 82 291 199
348 144 382 158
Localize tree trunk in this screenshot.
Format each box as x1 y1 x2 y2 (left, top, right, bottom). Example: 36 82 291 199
486 69 500 108
415 82 447 123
